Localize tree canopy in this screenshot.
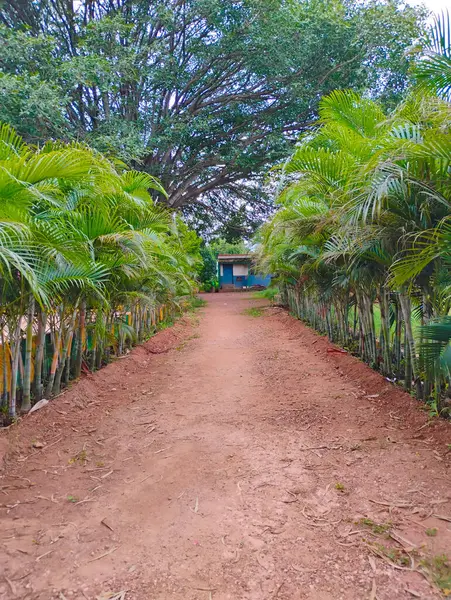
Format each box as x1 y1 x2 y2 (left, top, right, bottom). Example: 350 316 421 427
0 0 426 219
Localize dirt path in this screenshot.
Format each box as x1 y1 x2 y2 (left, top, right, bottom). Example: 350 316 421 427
2 293 451 600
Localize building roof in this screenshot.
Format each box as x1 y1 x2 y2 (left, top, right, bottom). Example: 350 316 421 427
217 254 252 261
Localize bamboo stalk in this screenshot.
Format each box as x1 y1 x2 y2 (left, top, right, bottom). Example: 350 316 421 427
1 325 9 410
9 318 22 421
34 310 47 402
53 308 77 395
65 332 73 385
379 287 391 377
45 310 62 398
21 296 35 413
74 299 86 379
399 291 422 398
404 324 412 392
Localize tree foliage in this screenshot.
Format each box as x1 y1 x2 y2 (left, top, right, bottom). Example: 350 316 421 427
0 0 426 216
197 246 217 288
257 82 451 414
0 121 200 422
415 10 451 100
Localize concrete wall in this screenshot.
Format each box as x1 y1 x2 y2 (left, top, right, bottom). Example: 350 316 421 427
218 263 271 288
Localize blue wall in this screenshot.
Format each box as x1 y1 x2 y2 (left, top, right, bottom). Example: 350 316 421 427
249 274 272 287
219 266 271 288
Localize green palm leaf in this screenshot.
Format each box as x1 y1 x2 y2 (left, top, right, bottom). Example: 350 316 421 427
416 11 451 100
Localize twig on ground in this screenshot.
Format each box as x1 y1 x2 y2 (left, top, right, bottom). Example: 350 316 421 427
190 497 199 513
274 581 285 598
369 499 412 509
5 577 16 595
85 466 112 472
101 518 114 532
367 546 414 571
36 550 53 561
415 422 431 432
75 497 95 505
299 423 312 431
368 556 376 573
346 529 369 537
335 539 359 547
138 474 153 484
138 474 163 485
369 578 377 600
404 589 421 598
87 546 119 563
300 506 340 528
433 513 451 523
36 495 52 502
96 591 127 600
390 531 417 552
407 518 429 529
141 440 155 449
299 445 338 451
9 476 31 483
42 437 63 451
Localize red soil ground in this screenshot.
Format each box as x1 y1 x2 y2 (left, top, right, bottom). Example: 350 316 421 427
1 292 451 600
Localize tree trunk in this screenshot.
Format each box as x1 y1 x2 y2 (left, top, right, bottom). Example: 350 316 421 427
75 300 86 378
65 332 73 386
53 309 77 396
404 324 412 392
379 287 391 377
422 288 432 400
399 291 422 398
1 325 9 410
21 296 35 413
46 312 62 398
393 300 402 377
34 310 47 402
9 319 22 421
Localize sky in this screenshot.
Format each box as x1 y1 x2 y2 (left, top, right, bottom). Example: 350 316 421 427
407 0 449 15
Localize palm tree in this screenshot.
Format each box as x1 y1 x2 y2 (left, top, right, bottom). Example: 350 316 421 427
0 122 200 422
416 10 451 100
257 84 451 408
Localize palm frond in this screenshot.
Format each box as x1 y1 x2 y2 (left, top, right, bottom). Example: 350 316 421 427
416 11 451 100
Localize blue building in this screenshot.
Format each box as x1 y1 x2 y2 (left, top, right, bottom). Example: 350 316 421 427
218 254 271 290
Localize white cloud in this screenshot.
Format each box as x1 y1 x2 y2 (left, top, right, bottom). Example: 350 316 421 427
407 0 449 16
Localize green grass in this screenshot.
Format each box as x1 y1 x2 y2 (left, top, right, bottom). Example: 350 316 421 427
243 307 264 317
186 295 207 311
348 303 422 341
359 517 391 535
252 287 279 301
420 554 451 593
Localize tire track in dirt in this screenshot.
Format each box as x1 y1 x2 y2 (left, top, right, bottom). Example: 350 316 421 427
1 293 451 600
